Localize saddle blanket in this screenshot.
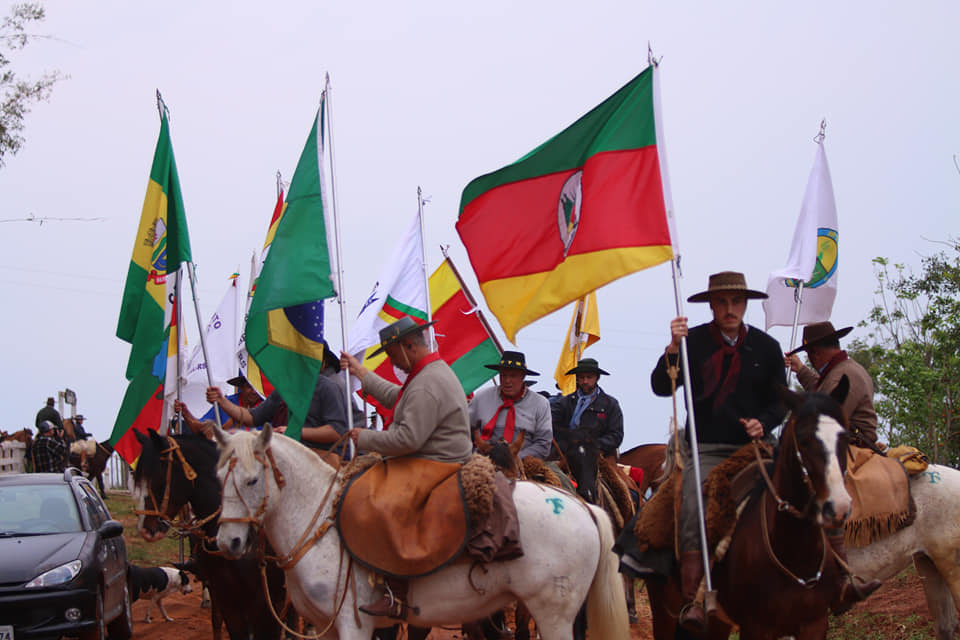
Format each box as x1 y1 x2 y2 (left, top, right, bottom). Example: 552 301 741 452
844 445 914 548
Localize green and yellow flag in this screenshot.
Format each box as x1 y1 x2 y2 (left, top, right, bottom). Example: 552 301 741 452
111 108 193 463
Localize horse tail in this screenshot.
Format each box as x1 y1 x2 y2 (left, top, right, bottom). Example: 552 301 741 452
585 504 630 640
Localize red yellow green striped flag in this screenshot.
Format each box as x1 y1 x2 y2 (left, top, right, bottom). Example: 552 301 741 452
457 66 674 342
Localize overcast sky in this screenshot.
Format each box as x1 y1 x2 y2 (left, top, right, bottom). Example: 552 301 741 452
2 1 956 449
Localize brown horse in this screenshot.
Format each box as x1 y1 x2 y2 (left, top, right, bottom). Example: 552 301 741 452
618 443 668 496
644 382 853 639
67 439 113 497
0 428 34 471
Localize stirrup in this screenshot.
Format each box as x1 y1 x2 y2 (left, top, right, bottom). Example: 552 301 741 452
678 602 707 634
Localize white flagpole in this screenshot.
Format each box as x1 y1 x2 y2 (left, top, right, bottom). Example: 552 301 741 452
174 268 183 434
186 262 222 428
786 281 805 384
417 186 435 350
323 74 355 439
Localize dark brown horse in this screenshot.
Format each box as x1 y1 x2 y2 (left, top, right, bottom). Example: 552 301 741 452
644 382 854 639
132 430 287 640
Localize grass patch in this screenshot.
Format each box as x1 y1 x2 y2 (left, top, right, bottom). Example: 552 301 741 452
104 490 188 567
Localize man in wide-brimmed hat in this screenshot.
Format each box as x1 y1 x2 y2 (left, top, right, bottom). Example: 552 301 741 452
470 351 553 459
786 321 886 614
649 270 788 632
786 322 877 446
340 315 472 619
551 357 624 459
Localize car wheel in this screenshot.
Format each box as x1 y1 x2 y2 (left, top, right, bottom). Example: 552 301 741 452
107 579 133 640
79 588 105 640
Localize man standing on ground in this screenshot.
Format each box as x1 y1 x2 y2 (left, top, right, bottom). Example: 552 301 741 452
33 420 68 473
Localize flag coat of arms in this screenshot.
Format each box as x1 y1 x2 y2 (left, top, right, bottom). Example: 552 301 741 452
244 104 337 440
111 110 193 464
554 291 600 395
457 66 674 342
763 141 839 332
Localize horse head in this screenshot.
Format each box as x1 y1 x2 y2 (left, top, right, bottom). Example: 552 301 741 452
214 425 277 559
132 430 206 542
777 376 852 527
474 429 525 478
557 427 602 504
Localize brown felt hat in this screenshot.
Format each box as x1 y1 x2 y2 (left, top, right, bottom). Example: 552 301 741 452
687 271 768 303
787 321 853 355
369 316 436 357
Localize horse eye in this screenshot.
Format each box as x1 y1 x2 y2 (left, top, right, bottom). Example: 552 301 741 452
246 477 258 487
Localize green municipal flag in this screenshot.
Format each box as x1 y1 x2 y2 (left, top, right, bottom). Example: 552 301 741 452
111 108 193 463
245 101 337 440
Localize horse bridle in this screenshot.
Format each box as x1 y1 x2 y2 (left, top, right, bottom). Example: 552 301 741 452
135 437 202 530
752 422 829 587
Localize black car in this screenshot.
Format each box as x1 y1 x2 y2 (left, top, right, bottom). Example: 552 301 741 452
0 468 132 640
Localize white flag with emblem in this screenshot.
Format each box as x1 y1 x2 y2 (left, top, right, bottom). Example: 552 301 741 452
763 141 839 333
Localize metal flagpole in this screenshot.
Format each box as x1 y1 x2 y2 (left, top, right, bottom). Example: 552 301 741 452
670 252 715 607
174 268 183 435
185 262 222 428
786 281 805 384
417 186 435 349
323 74 356 453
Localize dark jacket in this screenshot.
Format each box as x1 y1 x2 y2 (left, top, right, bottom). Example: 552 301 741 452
651 323 787 446
551 387 624 456
35 406 63 430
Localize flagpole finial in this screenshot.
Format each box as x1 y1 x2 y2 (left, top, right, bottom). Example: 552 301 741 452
275 170 283 198
815 119 827 144
648 43 661 67
156 90 169 121
440 243 450 259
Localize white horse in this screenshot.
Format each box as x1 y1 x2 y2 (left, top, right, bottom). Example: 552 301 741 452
213 425 630 640
848 464 960 640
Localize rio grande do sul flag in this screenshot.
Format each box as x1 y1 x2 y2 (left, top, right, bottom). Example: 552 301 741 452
244 103 337 440
763 140 839 332
457 66 674 342
111 107 193 464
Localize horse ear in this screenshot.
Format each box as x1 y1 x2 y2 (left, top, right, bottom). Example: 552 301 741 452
777 384 803 413
133 429 150 446
831 375 850 406
509 429 525 456
255 423 273 452
148 428 166 448
210 420 230 448
473 430 491 454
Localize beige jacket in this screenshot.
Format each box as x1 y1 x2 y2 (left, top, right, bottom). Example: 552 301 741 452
797 356 878 445
357 358 473 463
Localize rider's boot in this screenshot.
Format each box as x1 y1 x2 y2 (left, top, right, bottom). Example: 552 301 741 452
826 528 882 615
678 550 707 634
359 576 417 620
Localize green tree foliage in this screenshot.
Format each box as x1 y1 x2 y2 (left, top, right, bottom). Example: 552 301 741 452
849 240 960 465
0 2 64 168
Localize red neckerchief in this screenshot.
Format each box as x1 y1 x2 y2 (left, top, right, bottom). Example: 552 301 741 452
392 351 443 408
817 350 848 388
480 387 526 442
702 323 747 410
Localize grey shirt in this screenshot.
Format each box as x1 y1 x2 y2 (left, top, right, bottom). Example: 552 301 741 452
250 374 347 449
469 385 553 459
358 357 472 463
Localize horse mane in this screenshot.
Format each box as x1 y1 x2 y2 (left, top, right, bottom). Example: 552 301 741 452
134 432 218 484
217 430 260 474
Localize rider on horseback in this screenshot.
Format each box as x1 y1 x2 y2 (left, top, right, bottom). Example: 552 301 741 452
470 351 553 459
651 271 787 633
340 316 474 620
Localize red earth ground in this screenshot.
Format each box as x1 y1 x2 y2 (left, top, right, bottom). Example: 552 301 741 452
130 570 939 640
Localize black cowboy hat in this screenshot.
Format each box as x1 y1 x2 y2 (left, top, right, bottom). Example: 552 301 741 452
484 350 540 376
226 374 249 387
73 415 84 422
787 321 854 356
320 338 341 372
565 357 610 376
369 316 437 357
687 271 768 303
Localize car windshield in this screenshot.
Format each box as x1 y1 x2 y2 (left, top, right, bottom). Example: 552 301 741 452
0 483 83 534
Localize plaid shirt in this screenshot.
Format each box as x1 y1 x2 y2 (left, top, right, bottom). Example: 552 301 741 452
33 433 68 473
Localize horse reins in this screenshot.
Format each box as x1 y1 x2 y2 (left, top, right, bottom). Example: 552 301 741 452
135 437 199 522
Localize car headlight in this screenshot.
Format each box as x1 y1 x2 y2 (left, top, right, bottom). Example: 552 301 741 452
25 560 82 588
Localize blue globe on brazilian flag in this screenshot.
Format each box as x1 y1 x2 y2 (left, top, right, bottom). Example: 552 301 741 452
785 228 837 289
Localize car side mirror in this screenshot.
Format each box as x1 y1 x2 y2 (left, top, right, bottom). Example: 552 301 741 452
98 520 124 539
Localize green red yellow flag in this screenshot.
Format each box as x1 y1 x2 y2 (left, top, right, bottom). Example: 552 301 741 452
457 66 673 342
244 102 337 440
111 108 193 464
